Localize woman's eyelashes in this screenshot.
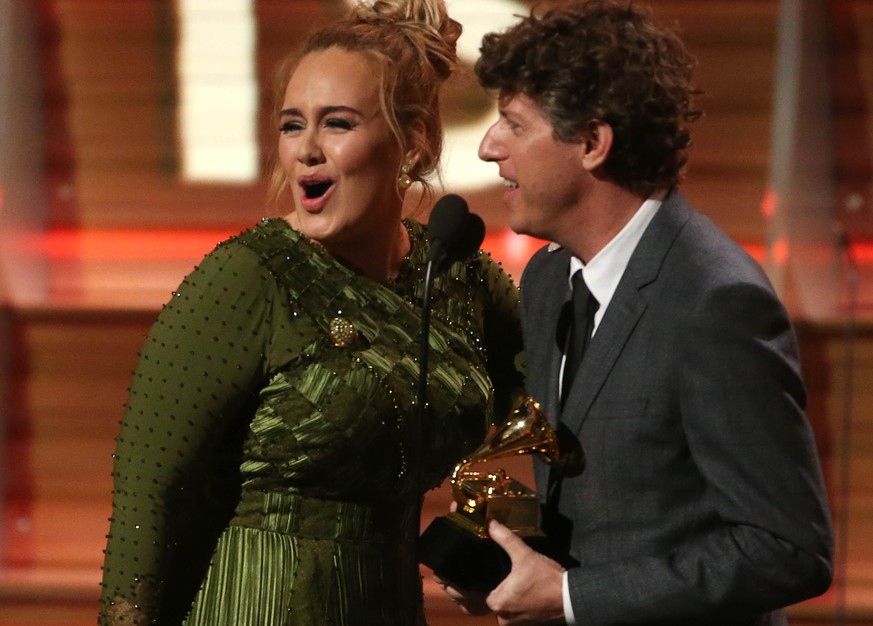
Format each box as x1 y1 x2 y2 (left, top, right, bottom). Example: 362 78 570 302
279 118 356 133
325 117 355 130
279 119 304 133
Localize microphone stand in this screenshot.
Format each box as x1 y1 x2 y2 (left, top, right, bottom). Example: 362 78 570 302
412 195 480 557
412 256 438 565
415 254 440 495
412 241 446 490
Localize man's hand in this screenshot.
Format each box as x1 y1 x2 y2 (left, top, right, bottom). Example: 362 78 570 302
434 574 492 616
485 519 567 626
434 519 567 625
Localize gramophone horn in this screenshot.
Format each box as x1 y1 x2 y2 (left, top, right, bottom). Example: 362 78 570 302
452 396 560 483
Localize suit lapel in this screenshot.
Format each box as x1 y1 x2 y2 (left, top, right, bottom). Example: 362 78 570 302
522 247 572 429
543 252 573 429
559 191 693 434
558 281 645 431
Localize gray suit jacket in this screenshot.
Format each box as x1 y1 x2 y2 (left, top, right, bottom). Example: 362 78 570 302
520 191 833 625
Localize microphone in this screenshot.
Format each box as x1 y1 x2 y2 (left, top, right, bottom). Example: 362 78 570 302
455 213 486 261
427 194 485 268
415 194 485 493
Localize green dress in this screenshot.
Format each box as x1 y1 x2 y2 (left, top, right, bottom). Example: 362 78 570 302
98 218 523 625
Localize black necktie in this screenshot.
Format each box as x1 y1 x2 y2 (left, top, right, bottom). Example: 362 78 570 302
562 270 598 402
548 270 598 510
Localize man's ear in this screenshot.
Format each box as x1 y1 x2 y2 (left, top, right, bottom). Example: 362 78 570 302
581 120 613 171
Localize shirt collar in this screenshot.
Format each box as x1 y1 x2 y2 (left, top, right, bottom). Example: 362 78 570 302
564 194 663 332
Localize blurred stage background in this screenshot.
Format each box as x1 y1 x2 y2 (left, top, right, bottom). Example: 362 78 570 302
0 0 872 624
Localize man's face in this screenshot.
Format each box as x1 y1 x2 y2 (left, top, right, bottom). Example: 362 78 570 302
478 92 588 242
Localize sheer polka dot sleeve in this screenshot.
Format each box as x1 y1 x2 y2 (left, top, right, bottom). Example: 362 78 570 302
98 240 290 624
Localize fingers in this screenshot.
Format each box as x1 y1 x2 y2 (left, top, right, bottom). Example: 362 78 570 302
487 519 530 561
442 581 492 616
443 584 466 606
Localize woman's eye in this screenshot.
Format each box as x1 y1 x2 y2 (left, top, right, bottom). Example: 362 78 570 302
325 118 354 130
279 120 304 133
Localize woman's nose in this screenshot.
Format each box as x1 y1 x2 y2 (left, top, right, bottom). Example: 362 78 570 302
297 129 324 166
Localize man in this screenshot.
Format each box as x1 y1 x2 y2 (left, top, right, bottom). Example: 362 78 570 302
438 1 834 624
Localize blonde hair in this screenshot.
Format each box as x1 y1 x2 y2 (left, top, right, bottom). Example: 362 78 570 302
269 0 461 205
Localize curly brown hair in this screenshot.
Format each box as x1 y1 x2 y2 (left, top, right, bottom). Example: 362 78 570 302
475 0 702 196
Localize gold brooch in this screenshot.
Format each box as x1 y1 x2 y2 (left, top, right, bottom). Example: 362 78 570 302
328 316 358 347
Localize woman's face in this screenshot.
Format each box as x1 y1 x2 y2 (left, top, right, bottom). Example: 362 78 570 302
278 47 404 247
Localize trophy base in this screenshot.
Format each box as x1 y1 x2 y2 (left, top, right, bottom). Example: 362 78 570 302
418 516 554 591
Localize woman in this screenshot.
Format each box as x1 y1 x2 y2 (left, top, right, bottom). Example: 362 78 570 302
98 1 523 624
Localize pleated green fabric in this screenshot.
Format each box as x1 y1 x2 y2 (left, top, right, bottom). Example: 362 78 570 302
99 218 523 625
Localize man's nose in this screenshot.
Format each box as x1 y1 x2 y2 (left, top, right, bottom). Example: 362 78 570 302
478 122 502 162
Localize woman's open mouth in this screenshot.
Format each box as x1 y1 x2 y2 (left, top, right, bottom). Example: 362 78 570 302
304 181 332 198
298 177 335 212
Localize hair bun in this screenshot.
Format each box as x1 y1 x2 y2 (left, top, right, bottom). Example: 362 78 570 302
353 0 461 80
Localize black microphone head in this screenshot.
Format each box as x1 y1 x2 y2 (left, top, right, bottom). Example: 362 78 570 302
427 194 469 243
426 194 486 267
427 194 469 265
455 213 485 260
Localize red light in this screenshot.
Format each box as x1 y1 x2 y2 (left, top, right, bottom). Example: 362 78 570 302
761 189 777 220
38 228 237 261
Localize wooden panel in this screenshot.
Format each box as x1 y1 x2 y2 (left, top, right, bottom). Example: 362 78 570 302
835 0 873 239
791 324 873 620
40 0 342 229
3 311 153 571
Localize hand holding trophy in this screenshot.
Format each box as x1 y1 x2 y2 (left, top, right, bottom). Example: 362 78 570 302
419 395 567 590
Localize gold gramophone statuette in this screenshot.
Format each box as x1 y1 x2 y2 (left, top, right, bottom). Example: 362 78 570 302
445 395 560 538
418 394 565 590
